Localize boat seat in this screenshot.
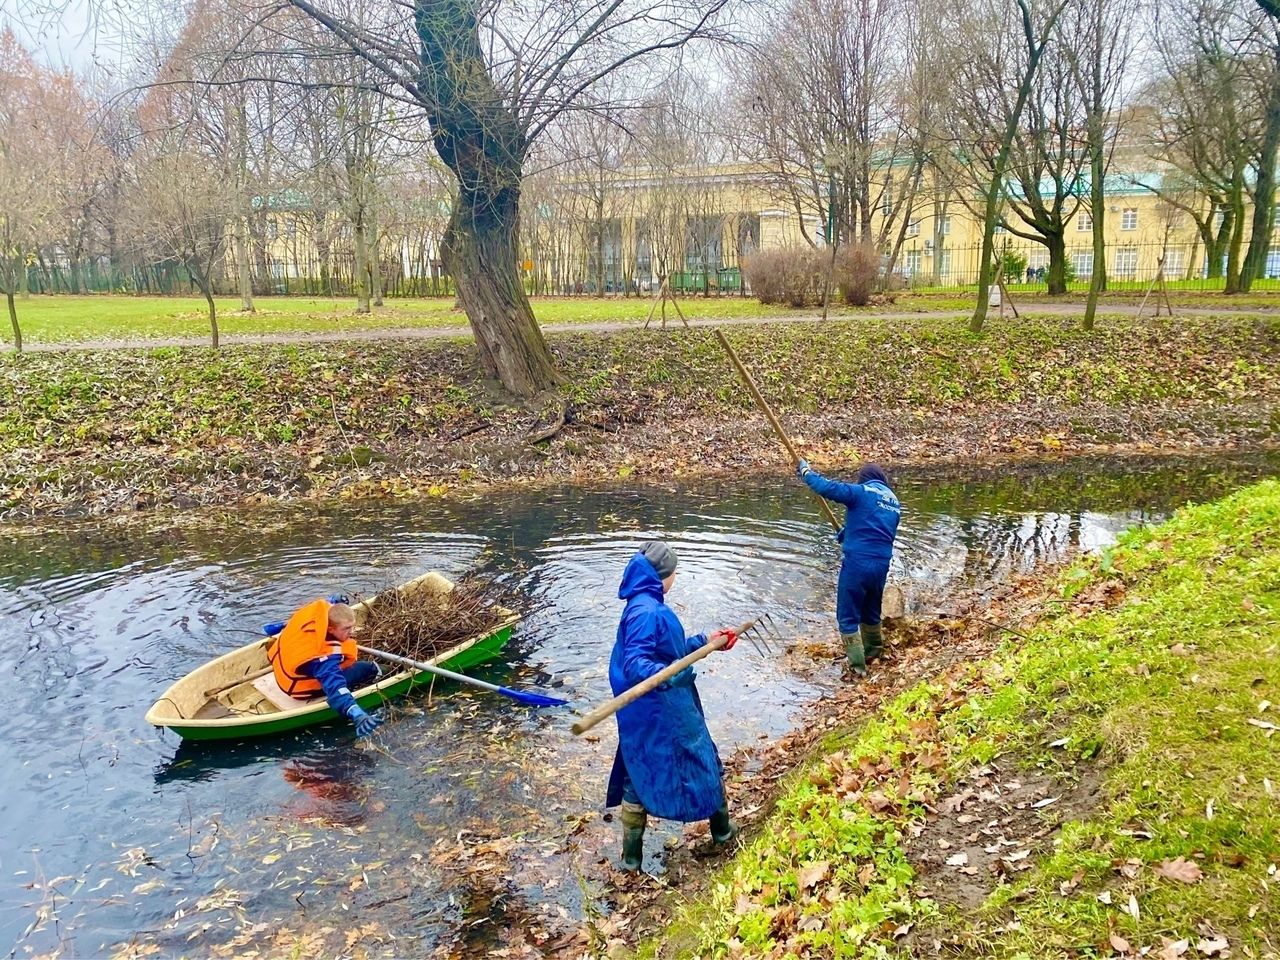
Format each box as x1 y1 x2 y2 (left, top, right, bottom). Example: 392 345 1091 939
251 673 322 712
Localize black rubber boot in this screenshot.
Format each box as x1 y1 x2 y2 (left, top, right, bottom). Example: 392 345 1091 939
620 802 647 872
862 623 884 662
841 631 867 676
709 804 738 844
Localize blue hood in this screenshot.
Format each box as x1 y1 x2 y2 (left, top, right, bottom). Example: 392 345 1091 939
618 552 665 602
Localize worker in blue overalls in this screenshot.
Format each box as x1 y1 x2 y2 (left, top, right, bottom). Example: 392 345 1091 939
796 461 902 676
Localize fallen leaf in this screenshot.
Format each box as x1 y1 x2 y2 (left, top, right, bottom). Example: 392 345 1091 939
1097 890 1113 905
946 852 969 867
1196 935 1229 957
1127 894 1140 920
1205 798 1216 820
1155 858 1204 884
1059 869 1085 895
892 923 913 940
1003 850 1031 863
1032 796 1061 809
1110 933 1132 954
797 861 829 891
1158 939 1189 959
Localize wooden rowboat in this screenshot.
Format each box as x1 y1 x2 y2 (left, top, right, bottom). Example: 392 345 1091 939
145 572 519 742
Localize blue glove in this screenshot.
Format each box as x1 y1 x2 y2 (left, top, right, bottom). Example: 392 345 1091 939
662 667 696 690
348 705 382 738
797 459 811 477
327 592 350 605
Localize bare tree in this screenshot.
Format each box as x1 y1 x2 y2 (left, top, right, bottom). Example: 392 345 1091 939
1242 0 1280 289
125 99 234 346
937 0 1070 332
1149 0 1266 293
998 45 1088 296
1065 0 1132 328
0 29 60 351
733 0 920 256
263 0 732 396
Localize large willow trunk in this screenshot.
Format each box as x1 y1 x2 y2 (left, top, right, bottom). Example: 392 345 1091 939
417 0 559 397
442 186 558 396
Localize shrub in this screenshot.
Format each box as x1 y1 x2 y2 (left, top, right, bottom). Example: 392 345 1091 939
833 244 880 306
744 247 825 307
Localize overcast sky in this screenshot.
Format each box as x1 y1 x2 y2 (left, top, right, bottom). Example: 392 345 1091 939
0 0 139 71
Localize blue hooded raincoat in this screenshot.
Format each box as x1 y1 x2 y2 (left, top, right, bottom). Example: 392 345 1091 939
802 471 902 633
604 553 725 822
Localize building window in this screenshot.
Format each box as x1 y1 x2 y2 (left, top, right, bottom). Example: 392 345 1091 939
1114 247 1138 278
1073 250 1094 278
905 249 921 275
634 220 653 281
266 219 280 240
1077 212 1093 232
1266 246 1280 280
1121 208 1138 231
938 249 952 279
1162 248 1185 278
906 219 920 238
685 216 724 273
1213 208 1226 229
994 221 1006 234
1028 249 1049 269
940 216 951 236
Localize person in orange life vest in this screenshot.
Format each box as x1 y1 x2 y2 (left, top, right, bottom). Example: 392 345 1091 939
268 600 383 738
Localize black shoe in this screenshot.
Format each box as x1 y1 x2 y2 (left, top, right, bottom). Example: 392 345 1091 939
709 805 738 845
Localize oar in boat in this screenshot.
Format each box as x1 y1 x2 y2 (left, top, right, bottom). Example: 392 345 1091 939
357 644 568 708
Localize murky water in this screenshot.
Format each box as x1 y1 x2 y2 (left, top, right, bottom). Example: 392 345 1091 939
1 452 1275 957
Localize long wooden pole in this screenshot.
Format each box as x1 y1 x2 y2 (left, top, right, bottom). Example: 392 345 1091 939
570 620 756 736
713 328 842 531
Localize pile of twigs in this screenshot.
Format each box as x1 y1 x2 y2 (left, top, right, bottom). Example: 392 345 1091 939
357 575 523 663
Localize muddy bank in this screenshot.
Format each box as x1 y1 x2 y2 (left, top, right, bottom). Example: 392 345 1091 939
3 314 1277 520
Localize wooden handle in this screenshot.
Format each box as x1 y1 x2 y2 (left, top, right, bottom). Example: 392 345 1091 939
571 621 756 736
713 329 843 532
203 664 273 700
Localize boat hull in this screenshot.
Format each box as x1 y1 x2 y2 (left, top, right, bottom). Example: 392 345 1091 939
145 572 517 741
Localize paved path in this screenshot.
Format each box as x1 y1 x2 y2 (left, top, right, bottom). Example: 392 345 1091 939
8 301 1275 353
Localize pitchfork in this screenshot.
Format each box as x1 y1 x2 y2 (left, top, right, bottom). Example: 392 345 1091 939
570 614 782 735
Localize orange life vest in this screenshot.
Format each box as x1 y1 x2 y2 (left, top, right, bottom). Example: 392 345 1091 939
268 598 358 698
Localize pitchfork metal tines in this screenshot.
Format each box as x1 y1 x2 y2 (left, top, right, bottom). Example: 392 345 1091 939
737 614 782 657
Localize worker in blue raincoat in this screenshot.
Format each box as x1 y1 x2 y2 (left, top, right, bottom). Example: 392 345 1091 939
605 541 738 872
796 461 902 676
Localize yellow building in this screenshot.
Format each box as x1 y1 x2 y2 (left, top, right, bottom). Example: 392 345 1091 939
246 159 1278 296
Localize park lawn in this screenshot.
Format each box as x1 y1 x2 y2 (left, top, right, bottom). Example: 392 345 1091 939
640 480 1280 958
2 294 786 344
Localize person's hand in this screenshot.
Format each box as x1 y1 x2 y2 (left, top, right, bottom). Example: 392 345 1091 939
709 629 737 651
662 667 696 690
796 458 811 478
349 706 382 738
327 592 350 605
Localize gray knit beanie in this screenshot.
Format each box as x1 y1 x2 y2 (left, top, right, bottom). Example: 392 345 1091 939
640 541 678 578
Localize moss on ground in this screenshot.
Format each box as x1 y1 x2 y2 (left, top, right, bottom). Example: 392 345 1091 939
645 480 1280 958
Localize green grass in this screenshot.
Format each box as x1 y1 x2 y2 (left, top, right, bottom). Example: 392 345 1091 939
0 294 785 344
10 288 1278 347
648 480 1280 957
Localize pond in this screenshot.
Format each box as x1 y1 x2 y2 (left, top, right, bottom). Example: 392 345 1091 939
2 452 1276 957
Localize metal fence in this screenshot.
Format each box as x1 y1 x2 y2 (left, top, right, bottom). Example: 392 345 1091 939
22 237 1280 300
894 240 1280 293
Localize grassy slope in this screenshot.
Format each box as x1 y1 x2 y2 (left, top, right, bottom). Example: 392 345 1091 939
2 314 1275 460
648 480 1280 958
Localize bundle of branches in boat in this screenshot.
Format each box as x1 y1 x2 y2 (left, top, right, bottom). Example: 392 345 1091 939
357 574 527 664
